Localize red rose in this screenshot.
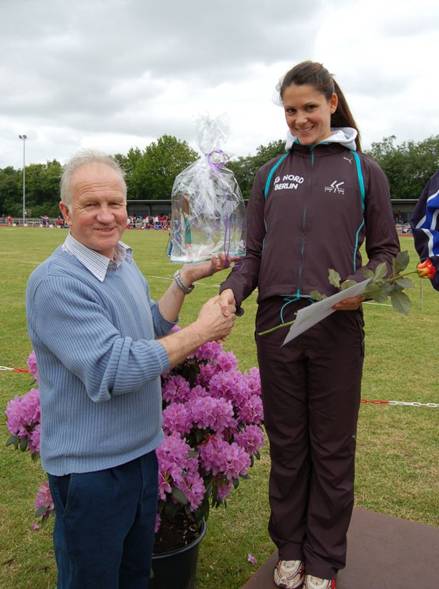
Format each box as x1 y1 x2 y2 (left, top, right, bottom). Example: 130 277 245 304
417 258 436 279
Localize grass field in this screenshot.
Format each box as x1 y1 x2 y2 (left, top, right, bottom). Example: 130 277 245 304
0 227 438 589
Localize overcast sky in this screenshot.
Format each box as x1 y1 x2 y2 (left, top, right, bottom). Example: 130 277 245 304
1 0 438 169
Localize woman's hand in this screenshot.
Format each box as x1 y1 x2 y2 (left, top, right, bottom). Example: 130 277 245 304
180 254 236 284
332 295 365 311
218 289 236 317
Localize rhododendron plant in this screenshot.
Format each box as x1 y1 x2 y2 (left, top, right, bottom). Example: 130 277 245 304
5 342 265 551
156 338 264 550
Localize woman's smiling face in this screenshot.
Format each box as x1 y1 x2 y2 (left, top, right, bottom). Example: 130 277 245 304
282 83 338 146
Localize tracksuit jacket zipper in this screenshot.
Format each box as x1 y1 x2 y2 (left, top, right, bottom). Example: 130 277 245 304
295 147 315 298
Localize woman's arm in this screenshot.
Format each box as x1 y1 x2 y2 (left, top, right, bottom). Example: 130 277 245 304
219 170 267 313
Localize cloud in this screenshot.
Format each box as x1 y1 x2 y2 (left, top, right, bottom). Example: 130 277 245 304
313 0 439 146
1 0 327 165
1 0 438 168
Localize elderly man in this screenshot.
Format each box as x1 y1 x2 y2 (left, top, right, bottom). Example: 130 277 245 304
26 150 235 589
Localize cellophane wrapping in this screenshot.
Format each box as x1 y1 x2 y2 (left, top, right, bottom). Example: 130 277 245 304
168 117 246 263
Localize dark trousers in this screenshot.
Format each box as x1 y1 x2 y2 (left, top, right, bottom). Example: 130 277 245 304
48 452 158 589
255 298 364 579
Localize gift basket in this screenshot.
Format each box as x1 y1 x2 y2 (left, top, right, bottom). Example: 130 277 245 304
168 116 246 263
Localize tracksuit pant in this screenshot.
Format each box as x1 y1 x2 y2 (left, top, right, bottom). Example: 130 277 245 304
255 297 364 580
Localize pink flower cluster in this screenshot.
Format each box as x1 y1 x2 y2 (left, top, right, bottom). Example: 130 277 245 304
163 396 235 436
158 340 264 527
162 374 191 404
26 351 39 382
234 425 265 455
5 386 41 455
198 435 250 481
156 434 205 510
35 481 54 520
6 346 265 532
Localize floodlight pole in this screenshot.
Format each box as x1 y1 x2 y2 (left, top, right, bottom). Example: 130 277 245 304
18 134 27 225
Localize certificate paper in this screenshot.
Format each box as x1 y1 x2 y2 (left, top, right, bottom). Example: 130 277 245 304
282 279 370 346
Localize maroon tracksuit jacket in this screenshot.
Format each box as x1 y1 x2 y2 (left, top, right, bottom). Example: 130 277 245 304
221 141 399 578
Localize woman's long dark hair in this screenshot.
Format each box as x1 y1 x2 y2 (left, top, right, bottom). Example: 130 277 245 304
280 61 362 152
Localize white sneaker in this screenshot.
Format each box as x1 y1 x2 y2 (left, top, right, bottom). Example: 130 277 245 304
274 560 305 589
304 574 336 589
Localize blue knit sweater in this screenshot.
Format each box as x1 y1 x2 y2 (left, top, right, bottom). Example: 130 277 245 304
26 246 173 476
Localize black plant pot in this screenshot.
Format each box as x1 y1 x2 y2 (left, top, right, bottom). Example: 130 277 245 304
151 521 207 589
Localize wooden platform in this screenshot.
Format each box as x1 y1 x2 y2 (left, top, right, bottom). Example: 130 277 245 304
242 508 439 589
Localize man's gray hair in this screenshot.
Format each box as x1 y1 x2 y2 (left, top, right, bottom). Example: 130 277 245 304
60 150 127 210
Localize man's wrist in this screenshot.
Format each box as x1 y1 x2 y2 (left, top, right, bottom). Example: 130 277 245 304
173 270 194 295
180 264 197 285
188 320 208 346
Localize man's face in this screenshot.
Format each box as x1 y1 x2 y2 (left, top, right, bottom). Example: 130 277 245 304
60 163 128 258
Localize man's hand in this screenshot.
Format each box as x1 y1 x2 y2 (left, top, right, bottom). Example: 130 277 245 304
159 295 235 368
180 254 236 285
332 295 365 311
218 288 236 317
195 296 235 342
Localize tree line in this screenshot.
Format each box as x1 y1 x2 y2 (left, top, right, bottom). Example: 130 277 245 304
1 134 438 218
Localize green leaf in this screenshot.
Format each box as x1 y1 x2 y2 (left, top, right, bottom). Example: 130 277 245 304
364 283 389 303
393 250 410 274
171 487 188 505
19 437 28 452
362 268 375 279
381 282 394 296
204 480 213 496
5 435 19 448
364 283 382 298
35 506 48 517
371 292 389 303
340 279 357 290
374 262 388 281
390 290 411 314
195 500 209 523
328 269 341 288
310 290 326 301
204 500 210 521
395 277 413 289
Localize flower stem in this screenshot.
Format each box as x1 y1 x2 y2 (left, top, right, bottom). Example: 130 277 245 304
398 270 418 277
257 319 295 336
388 270 418 283
258 268 419 337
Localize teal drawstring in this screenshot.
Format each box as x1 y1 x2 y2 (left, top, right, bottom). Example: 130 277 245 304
280 296 298 323
279 290 313 323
